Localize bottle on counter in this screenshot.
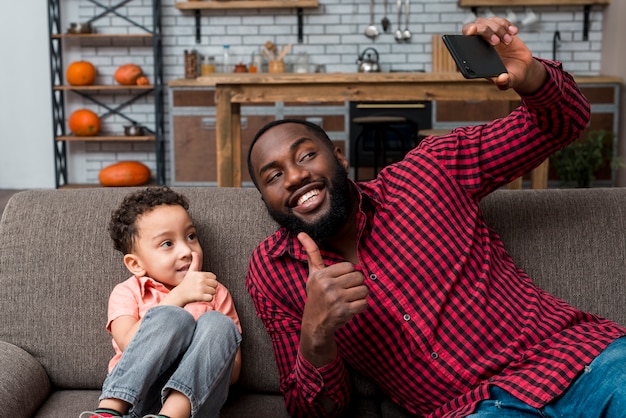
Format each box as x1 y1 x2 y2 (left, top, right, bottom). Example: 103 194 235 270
221 45 231 73
250 52 262 73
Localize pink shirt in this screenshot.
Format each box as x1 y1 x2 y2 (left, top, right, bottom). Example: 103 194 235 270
106 275 241 372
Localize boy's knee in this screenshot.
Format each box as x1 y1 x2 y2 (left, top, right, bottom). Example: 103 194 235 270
148 305 195 330
197 311 239 339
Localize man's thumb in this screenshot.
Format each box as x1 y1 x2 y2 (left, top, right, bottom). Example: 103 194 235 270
297 232 325 273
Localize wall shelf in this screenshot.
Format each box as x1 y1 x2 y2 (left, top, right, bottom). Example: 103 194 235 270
175 0 319 44
459 0 610 42
53 85 155 92
51 33 153 39
175 0 319 10
458 0 610 5
56 135 155 142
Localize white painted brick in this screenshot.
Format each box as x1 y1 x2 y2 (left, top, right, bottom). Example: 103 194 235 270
64 0 606 184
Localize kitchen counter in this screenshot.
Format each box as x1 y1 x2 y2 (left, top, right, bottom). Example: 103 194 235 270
168 72 622 187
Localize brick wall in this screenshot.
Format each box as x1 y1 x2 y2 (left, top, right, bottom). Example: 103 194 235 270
64 0 606 184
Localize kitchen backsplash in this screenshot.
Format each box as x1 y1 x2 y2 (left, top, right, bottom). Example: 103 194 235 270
62 0 605 184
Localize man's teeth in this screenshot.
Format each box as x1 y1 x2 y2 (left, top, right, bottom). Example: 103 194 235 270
297 190 320 206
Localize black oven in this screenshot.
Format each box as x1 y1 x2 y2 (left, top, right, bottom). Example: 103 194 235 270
349 101 432 169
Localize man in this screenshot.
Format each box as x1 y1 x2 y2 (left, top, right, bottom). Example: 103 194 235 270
246 16 626 418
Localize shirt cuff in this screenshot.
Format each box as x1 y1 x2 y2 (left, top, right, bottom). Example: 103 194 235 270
518 58 566 106
295 350 347 405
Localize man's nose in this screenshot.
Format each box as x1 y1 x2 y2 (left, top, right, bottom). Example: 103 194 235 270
284 164 310 189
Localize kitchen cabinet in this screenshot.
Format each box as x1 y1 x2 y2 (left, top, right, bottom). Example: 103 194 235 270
169 88 347 185
48 0 165 188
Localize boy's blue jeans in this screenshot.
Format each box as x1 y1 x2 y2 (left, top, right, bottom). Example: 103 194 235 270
100 305 242 418
468 336 626 417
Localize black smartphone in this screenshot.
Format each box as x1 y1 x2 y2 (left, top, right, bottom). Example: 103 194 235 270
441 34 507 79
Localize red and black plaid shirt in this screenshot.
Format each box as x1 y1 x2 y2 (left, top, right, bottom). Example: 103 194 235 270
246 60 626 417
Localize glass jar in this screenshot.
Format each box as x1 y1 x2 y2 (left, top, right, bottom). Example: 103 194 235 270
184 49 198 79
201 55 216 75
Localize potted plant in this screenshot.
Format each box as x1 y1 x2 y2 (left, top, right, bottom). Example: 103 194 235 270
550 130 621 188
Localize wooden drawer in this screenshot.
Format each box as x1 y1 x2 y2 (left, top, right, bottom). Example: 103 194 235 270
173 114 275 183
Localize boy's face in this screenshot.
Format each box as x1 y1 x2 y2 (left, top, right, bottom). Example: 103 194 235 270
123 204 202 289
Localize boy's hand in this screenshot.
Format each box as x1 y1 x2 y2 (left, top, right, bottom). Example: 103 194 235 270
168 252 218 306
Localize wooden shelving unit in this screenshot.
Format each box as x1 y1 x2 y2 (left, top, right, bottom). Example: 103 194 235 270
48 0 165 188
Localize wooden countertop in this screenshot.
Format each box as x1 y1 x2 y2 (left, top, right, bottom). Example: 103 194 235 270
171 72 621 188
168 72 622 88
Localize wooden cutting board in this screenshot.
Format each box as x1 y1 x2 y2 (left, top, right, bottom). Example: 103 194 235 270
432 34 459 73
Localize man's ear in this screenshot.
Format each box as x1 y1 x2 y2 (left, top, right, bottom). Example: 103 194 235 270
123 253 146 277
334 147 349 171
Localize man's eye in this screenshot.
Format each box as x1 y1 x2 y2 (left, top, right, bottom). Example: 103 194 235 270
267 171 282 184
301 152 316 162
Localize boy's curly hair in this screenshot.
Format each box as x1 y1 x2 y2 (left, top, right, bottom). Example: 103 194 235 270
109 186 190 255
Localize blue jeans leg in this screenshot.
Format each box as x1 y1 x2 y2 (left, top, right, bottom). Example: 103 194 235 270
100 305 196 416
542 336 626 418
163 310 242 418
466 387 542 417
467 336 626 418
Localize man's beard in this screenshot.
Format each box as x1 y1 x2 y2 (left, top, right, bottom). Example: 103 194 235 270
267 162 352 243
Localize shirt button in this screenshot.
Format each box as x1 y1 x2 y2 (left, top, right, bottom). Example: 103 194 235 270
431 352 439 360
403 314 411 321
369 273 377 280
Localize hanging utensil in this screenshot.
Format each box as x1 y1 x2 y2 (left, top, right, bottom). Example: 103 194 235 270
394 0 403 41
381 0 391 33
365 0 379 39
402 0 412 40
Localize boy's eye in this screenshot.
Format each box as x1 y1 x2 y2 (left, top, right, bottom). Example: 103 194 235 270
187 233 197 241
160 241 173 248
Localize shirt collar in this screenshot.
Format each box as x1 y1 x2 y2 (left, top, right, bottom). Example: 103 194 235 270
135 275 169 298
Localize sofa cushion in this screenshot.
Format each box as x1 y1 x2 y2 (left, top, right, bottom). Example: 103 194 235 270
0 187 283 395
481 188 626 327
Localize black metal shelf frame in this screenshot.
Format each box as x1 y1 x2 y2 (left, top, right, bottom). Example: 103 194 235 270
47 0 165 187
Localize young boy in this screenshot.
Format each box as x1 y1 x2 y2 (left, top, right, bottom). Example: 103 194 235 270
82 186 242 418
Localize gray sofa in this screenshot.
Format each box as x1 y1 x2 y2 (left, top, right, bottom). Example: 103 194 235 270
1 187 625 418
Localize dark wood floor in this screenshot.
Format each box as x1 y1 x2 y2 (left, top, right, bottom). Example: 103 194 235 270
0 190 24 217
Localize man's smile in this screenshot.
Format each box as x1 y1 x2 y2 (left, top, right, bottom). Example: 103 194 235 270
289 182 327 213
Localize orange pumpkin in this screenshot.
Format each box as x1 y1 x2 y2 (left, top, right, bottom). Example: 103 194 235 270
66 61 96 86
68 109 101 136
114 64 143 85
98 161 151 187
136 76 150 86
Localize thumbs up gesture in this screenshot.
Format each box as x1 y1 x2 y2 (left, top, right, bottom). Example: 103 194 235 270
168 251 218 306
298 232 369 337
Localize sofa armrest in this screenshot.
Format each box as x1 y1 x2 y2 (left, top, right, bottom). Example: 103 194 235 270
0 340 51 416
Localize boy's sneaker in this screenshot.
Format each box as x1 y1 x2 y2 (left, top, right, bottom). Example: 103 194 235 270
79 412 117 418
